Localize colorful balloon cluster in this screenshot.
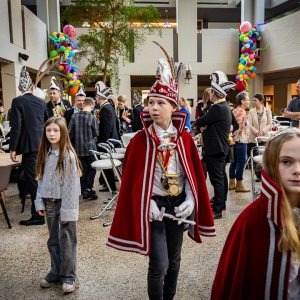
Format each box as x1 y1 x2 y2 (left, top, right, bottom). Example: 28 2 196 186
236 21 262 91
49 24 81 95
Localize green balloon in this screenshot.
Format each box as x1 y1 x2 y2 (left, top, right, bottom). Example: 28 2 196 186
49 50 58 57
240 34 245 42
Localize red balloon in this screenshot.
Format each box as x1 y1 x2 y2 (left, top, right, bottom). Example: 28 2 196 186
236 80 246 91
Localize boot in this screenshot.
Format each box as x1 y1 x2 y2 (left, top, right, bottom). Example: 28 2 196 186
235 180 250 193
229 179 236 190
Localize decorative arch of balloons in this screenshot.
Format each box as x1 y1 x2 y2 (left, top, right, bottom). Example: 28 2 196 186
49 24 82 96
235 21 267 91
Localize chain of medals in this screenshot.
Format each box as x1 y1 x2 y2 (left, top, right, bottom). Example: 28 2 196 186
152 127 180 196
212 98 226 105
52 101 67 117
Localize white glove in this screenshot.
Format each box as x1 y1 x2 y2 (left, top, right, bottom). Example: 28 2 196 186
150 200 161 222
174 199 194 225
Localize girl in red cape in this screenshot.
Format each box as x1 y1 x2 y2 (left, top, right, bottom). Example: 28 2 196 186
211 128 300 300
107 45 215 300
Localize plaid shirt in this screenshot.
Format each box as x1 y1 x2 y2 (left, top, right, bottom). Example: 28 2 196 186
68 111 99 156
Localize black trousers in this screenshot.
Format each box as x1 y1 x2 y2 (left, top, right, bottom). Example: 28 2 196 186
79 155 96 193
21 152 41 218
204 154 227 214
99 169 117 191
148 194 185 300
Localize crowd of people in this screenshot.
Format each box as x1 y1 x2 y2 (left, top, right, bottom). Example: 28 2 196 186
1 54 300 298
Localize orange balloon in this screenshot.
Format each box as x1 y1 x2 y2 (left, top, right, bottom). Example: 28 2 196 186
250 72 256 78
69 85 79 97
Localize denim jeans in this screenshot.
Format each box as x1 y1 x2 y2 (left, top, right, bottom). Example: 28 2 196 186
44 199 77 284
229 143 248 181
148 194 185 300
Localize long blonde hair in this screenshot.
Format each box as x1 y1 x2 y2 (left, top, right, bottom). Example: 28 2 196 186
263 131 300 259
179 97 191 113
36 117 82 180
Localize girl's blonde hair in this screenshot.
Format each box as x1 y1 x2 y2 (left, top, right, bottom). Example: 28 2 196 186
202 88 211 104
36 117 82 180
263 131 300 259
180 97 191 113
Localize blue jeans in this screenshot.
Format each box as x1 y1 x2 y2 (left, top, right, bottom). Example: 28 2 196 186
44 199 77 284
229 143 248 181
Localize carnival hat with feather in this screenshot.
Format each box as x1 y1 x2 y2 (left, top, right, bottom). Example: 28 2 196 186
95 81 113 99
210 71 235 97
49 76 60 92
76 83 86 97
148 41 185 106
18 66 33 93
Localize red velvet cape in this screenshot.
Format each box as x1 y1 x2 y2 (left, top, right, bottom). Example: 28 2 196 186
211 171 291 300
107 111 215 256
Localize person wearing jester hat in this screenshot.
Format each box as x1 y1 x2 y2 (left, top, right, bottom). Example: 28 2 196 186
46 76 71 118
64 83 86 126
196 71 235 219
9 66 48 226
95 81 120 192
107 42 215 300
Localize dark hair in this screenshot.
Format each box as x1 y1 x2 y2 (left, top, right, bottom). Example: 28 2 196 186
236 91 249 106
253 93 265 103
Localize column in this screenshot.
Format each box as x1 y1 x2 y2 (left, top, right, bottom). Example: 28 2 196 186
37 0 49 32
241 0 265 98
1 62 22 110
177 0 198 120
273 80 288 115
11 0 23 48
48 0 61 33
117 75 131 106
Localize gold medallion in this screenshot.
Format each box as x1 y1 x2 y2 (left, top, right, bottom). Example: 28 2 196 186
168 183 179 196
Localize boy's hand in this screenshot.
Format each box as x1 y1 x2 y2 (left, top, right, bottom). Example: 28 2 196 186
38 210 47 217
60 220 69 225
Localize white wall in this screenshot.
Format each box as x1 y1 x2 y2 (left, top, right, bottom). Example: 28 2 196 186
259 11 300 73
207 22 238 29
23 6 48 70
0 3 47 69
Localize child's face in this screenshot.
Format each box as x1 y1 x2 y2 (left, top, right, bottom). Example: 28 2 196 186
148 97 176 128
279 137 300 202
46 123 61 148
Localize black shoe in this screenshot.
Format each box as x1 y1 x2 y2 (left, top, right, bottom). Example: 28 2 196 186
213 211 222 219
19 217 45 226
82 190 98 200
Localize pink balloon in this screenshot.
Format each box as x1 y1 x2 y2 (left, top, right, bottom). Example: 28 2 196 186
63 24 76 37
240 21 252 34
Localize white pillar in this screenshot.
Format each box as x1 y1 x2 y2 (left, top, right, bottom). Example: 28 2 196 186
1 62 22 110
177 0 197 120
48 0 60 33
37 0 49 33
11 0 23 48
117 75 131 106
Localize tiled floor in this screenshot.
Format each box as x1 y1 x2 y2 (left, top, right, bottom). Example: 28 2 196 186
0 170 255 299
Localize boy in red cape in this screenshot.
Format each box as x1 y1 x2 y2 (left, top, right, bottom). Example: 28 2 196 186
107 43 215 299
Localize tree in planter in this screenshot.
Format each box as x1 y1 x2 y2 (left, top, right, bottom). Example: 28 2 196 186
62 0 161 90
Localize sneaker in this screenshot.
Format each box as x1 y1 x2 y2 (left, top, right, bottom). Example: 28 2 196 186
62 282 77 294
40 278 54 288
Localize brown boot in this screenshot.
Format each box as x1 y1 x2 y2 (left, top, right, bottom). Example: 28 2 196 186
235 180 250 192
229 179 236 190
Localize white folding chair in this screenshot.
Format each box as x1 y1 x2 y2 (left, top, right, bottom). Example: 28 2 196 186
89 145 122 221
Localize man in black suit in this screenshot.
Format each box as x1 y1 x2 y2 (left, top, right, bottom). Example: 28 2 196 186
46 76 71 118
95 81 120 192
64 84 86 126
196 71 235 219
132 90 144 132
10 67 48 226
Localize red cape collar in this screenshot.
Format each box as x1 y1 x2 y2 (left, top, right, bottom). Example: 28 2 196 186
261 170 283 228
140 111 187 141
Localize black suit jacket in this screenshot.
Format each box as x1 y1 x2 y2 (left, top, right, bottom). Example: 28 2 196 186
196 101 232 157
46 99 71 118
98 102 120 143
9 93 48 154
132 104 144 132
64 108 75 126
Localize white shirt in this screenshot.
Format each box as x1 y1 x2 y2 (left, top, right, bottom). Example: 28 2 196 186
151 122 194 202
288 252 300 300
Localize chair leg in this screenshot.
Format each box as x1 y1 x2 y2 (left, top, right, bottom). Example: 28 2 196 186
0 194 12 229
